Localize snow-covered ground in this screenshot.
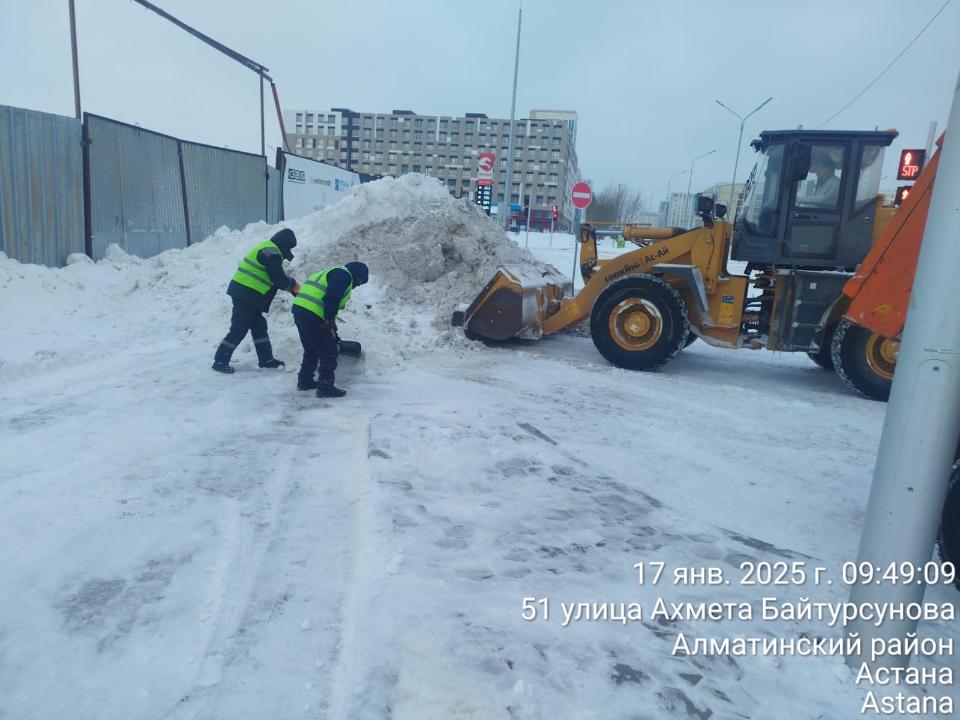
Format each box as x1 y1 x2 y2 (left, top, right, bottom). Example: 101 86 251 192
1 176 957 719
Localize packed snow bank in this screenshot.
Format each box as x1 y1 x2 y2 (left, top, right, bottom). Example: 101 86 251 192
0 174 546 377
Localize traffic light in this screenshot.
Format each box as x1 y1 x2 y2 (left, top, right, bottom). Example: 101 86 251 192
552 205 559 221
895 186 911 206
897 149 925 181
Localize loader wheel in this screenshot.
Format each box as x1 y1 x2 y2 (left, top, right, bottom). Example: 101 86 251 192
807 325 836 370
590 275 688 371
683 332 699 349
937 462 960 590
831 320 897 401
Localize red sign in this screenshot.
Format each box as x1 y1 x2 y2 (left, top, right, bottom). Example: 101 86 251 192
477 152 495 186
571 181 592 209
897 149 925 180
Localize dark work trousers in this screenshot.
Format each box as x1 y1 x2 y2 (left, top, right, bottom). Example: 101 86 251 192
213 300 274 366
293 306 339 385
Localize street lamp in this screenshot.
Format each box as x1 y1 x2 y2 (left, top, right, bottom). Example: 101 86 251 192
715 96 773 218
686 149 716 224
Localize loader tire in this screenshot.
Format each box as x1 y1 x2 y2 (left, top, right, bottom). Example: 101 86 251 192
590 275 688 371
937 462 960 590
831 320 896 401
683 332 699 349
807 325 836 370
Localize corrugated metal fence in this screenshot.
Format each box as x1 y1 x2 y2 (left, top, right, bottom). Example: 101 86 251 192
0 105 279 266
0 105 85 266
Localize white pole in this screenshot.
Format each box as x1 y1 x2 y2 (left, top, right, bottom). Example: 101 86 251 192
925 120 938 166
846 68 960 670
503 7 522 232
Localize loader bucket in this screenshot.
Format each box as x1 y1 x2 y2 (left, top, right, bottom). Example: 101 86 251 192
459 264 572 341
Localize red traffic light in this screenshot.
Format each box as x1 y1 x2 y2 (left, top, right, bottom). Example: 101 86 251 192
894 186 911 206
551 205 559 219
897 149 925 181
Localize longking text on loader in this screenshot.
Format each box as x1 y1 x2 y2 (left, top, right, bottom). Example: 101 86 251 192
456 128 941 402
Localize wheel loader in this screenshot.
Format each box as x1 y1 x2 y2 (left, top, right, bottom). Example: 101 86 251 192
457 128 942 401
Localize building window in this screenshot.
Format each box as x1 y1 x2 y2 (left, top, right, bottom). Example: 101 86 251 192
327 114 335 123
403 130 410 139
295 139 302 148
551 150 560 159
376 117 384 128
363 140 371 150
390 118 398 129
415 119 423 128
401 164 409 174
390 130 398 140
452 120 460 130
413 164 421 172
536 195 544 204
296 113 303 122
363 117 372 127
415 131 422 141
440 120 448 131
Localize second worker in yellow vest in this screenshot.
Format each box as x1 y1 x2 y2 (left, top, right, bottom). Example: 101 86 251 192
292 261 368 397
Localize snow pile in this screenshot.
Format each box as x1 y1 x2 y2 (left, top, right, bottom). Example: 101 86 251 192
0 174 546 378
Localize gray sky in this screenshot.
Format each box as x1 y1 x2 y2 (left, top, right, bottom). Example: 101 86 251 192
3 0 958 204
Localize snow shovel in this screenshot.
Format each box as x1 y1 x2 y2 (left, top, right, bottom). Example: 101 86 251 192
336 333 362 357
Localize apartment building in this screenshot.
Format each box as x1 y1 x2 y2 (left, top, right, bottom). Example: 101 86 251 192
283 107 581 221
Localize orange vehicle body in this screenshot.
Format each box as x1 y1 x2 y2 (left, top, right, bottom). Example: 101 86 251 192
842 136 943 338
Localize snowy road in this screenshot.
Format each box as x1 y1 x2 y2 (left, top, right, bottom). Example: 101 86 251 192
4 333 958 719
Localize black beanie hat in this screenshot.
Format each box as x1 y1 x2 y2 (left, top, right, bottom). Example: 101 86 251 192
345 261 369 286
271 228 297 261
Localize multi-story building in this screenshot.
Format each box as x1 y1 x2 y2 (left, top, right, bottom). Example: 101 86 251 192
283 107 581 222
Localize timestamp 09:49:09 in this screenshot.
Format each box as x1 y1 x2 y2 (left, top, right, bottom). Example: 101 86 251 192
633 560 957 587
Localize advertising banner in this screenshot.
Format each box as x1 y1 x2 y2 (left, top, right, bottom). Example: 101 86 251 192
280 151 360 219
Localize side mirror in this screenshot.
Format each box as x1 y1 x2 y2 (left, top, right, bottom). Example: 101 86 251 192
714 203 727 219
695 194 714 214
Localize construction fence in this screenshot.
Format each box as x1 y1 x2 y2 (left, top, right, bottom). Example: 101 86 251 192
0 104 282 267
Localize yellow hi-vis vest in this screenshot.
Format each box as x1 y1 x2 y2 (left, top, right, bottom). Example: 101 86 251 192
293 265 354 319
231 240 282 295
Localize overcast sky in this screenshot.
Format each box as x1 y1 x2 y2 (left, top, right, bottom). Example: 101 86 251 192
3 0 958 205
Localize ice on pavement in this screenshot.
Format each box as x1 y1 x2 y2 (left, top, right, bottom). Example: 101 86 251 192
1 175 958 719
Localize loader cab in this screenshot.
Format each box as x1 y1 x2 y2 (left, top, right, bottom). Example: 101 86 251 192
732 130 897 270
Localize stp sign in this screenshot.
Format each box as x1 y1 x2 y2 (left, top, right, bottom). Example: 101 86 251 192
571 181 592 209
477 152 495 185
897 149 925 180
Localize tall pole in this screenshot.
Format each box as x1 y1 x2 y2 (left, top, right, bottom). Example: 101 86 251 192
259 71 265 157
665 169 686 225
68 0 82 119
715 97 772 218
845 67 960 671
685 149 716 225
503 7 522 231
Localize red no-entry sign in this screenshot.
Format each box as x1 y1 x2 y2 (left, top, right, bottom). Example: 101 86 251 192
571 181 592 209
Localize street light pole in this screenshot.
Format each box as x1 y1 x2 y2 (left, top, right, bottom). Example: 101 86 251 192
664 169 687 226
685 149 716 225
503 6 522 231
68 0 82 119
715 96 773 218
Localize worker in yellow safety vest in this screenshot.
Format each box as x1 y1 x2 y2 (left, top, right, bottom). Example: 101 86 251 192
212 228 301 373
292 261 368 397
